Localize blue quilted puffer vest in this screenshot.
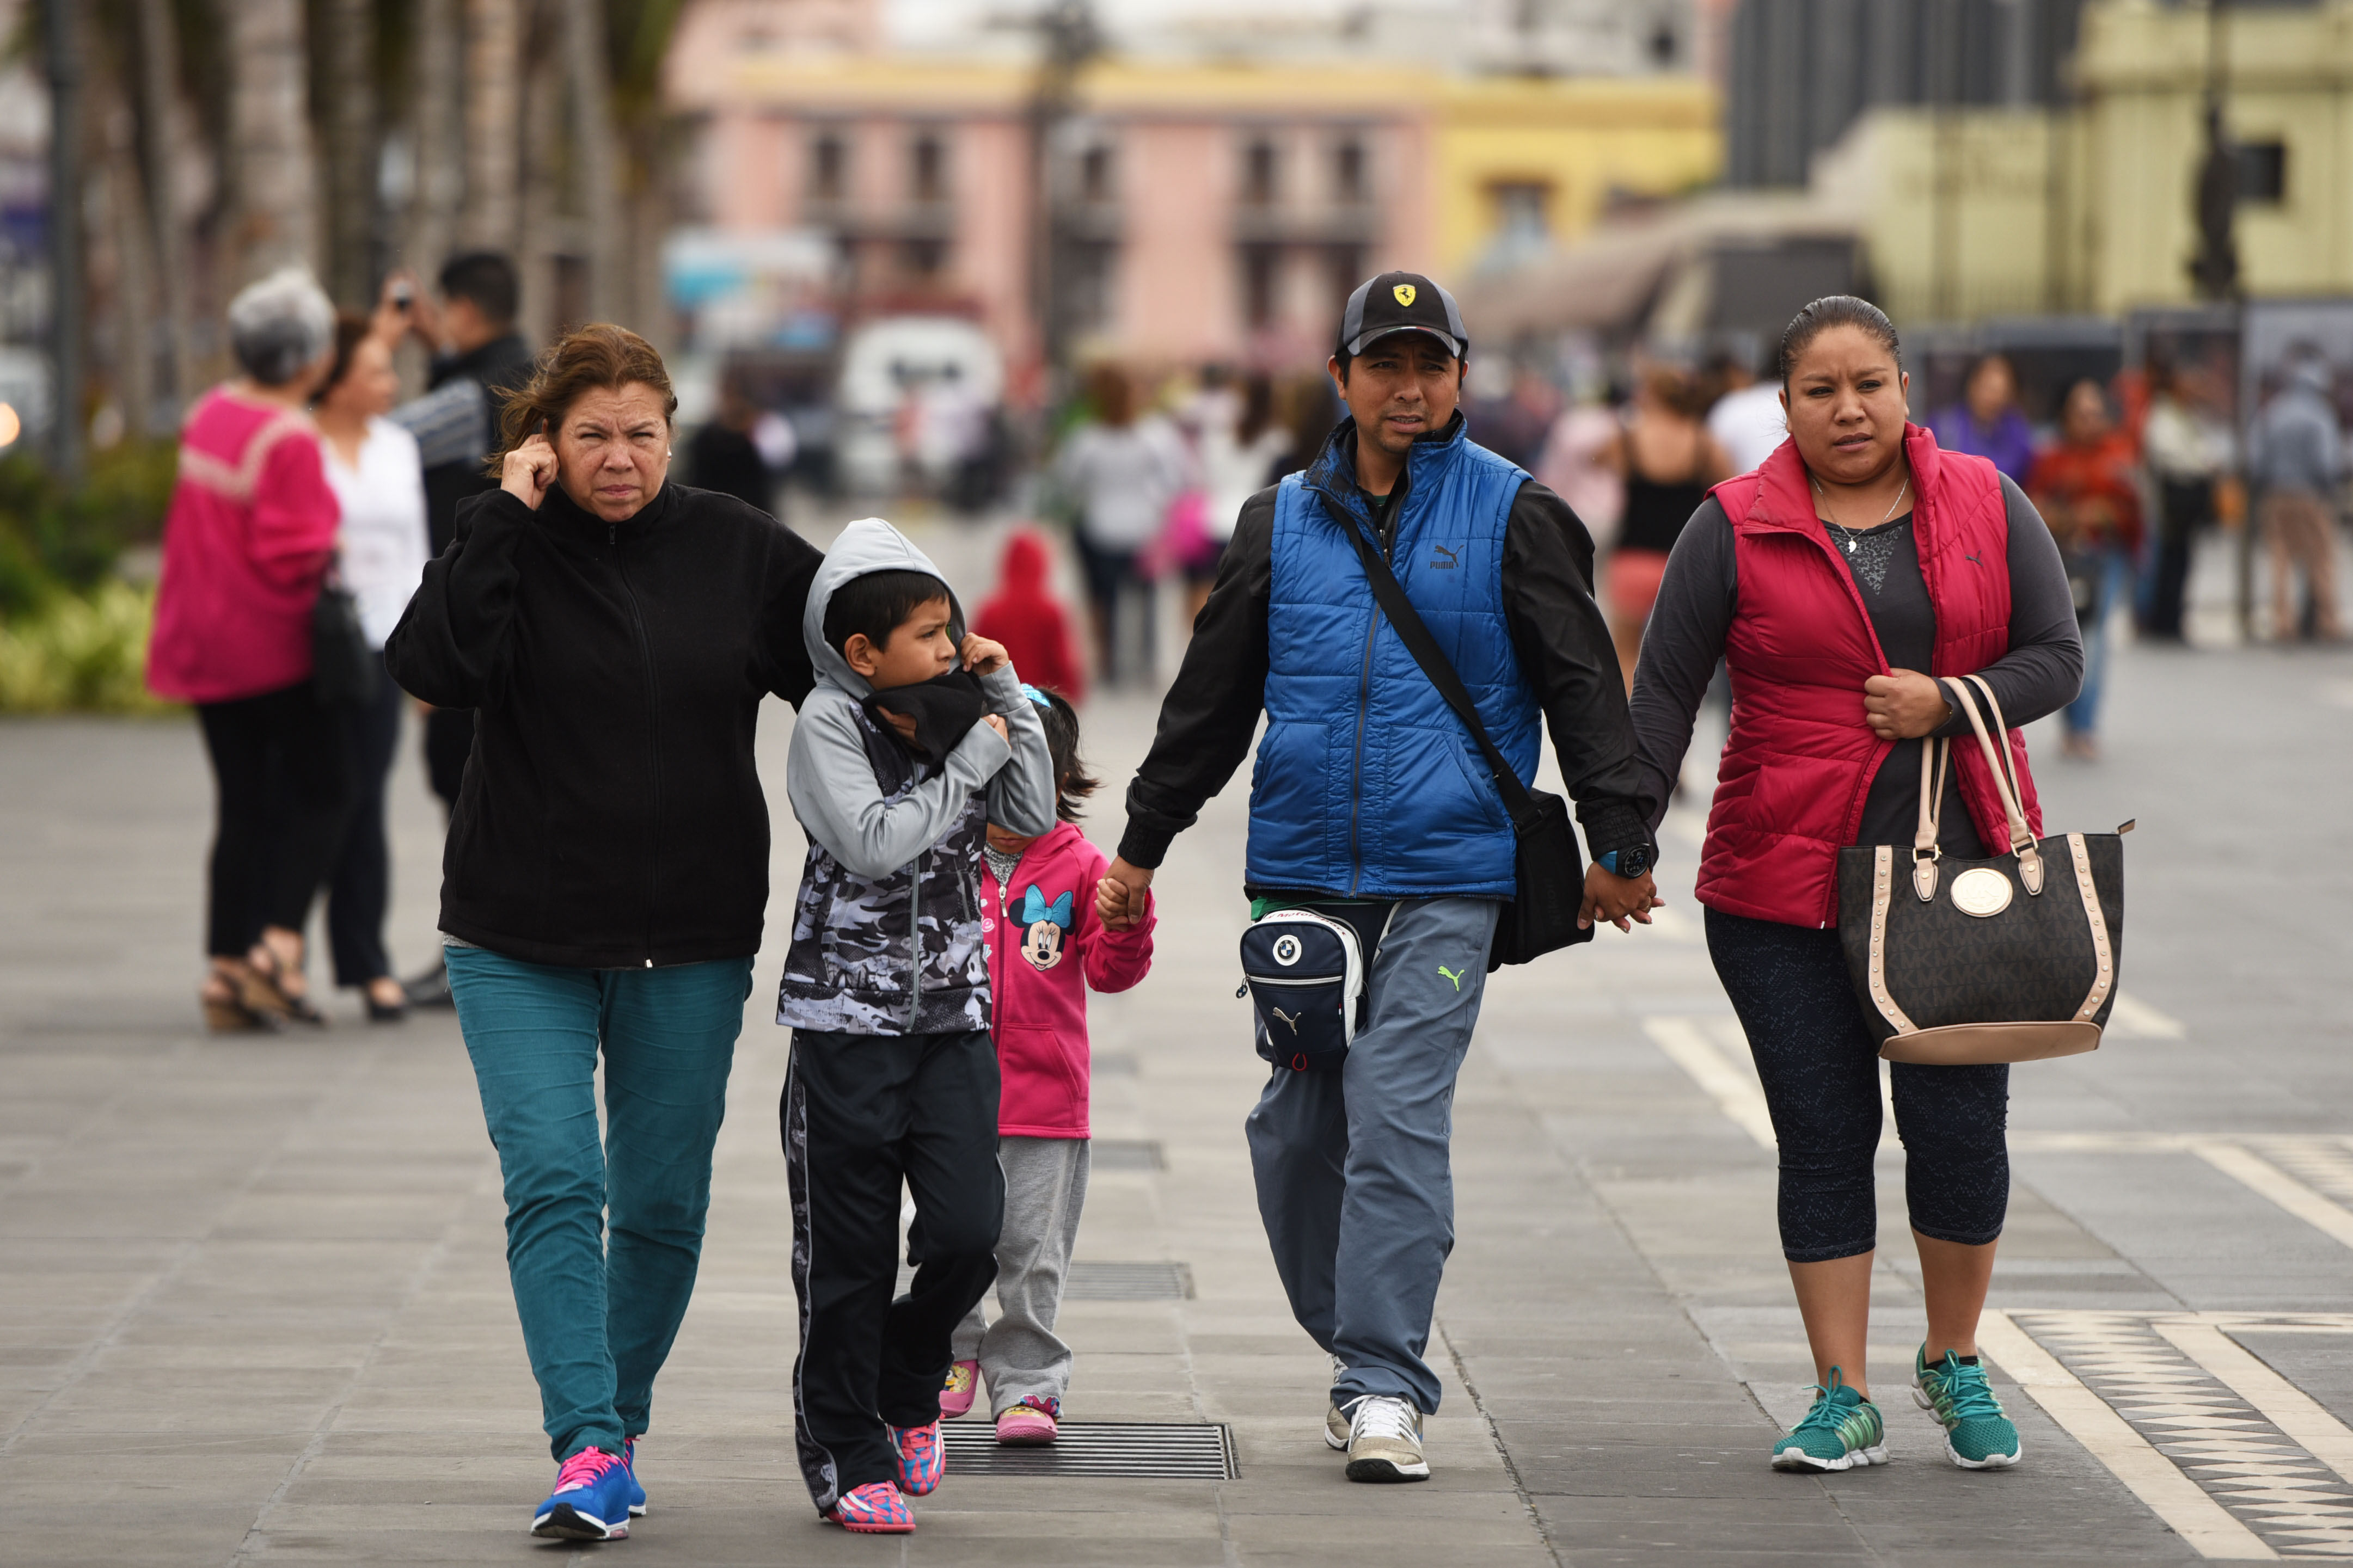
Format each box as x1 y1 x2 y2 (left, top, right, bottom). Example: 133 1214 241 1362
1248 417 1539 898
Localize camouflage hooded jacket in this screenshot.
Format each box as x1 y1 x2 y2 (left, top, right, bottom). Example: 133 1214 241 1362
774 520 1056 1036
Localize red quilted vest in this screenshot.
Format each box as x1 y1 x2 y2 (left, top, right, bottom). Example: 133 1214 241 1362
1698 423 2042 928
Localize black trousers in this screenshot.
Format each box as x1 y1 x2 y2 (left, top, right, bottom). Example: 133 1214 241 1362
326 654 403 986
1706 908 2010 1262
423 704 474 812
195 681 354 958
2148 478 2213 640
782 1028 1003 1511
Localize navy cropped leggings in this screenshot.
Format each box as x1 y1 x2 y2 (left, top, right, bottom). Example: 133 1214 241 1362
1705 908 2011 1263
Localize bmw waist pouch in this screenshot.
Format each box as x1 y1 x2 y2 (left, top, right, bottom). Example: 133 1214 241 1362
1240 908 1366 1074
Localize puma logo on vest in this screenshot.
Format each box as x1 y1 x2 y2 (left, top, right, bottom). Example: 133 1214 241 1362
1964 553 1983 565
1430 544 1459 569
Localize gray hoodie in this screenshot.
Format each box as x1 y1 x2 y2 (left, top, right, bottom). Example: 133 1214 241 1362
775 518 1056 1035
2250 361 2346 500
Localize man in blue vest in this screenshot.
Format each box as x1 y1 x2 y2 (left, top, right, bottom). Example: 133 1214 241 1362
1095 272 1659 1482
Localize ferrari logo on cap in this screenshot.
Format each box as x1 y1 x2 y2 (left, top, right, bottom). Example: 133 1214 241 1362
1393 284 1417 307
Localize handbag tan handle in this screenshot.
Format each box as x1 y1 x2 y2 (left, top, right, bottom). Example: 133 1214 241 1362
1938 674 2045 893
1910 735 1949 901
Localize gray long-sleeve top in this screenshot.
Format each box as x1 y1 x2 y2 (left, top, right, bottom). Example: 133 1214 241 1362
1628 474 2084 860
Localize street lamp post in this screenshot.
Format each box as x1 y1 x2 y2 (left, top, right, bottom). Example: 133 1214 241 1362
1025 0 1099 397
44 0 83 483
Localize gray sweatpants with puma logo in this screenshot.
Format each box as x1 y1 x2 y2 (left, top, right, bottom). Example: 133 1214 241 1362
1243 896 1502 1417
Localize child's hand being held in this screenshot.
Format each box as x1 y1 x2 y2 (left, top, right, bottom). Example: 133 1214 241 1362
960 634 1010 675
982 714 1008 741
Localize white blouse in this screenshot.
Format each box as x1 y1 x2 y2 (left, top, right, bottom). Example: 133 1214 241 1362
324 417 431 650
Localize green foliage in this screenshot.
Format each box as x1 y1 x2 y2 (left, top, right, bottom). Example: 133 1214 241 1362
0 440 179 615
0 579 171 714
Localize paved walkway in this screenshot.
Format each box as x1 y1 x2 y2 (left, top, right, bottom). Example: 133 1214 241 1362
6 527 2353 1563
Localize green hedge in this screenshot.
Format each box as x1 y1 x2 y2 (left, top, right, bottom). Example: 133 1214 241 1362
0 442 181 713
0 579 170 714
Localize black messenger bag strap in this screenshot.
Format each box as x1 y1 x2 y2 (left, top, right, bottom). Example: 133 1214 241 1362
1328 501 1541 831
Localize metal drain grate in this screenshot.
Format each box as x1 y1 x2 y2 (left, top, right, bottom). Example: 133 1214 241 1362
1091 1139 1164 1171
939 1421 1235 1479
1065 1260 1192 1300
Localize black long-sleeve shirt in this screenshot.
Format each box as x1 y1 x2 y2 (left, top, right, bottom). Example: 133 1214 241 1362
1118 460 1650 877
1628 474 2083 858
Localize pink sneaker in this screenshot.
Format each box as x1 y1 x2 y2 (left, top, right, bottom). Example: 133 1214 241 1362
888 1418 945 1495
824 1480 915 1534
940 1359 979 1418
995 1395 1059 1446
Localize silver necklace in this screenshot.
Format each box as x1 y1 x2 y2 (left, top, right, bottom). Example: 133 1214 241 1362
1812 472 1910 551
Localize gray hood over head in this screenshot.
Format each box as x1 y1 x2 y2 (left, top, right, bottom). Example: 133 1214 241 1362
803 517 963 697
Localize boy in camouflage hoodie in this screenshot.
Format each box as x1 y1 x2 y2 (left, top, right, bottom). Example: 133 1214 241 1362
775 519 1055 1533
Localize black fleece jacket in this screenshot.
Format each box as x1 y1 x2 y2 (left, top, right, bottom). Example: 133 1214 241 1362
384 482 823 968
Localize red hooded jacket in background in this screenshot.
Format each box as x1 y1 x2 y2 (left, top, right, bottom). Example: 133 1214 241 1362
974 530 1084 702
981 820 1153 1137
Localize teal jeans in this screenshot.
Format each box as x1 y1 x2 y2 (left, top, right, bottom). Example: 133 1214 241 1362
446 944 753 1461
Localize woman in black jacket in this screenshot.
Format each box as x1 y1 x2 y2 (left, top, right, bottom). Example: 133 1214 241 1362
385 324 823 1541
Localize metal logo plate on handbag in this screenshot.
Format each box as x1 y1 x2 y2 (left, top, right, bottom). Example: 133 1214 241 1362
1949 866 2014 918
1271 934 1302 966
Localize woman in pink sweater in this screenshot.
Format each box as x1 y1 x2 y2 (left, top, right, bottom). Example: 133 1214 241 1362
146 268 349 1031
944 686 1154 1443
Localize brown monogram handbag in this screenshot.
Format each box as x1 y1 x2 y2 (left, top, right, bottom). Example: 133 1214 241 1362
1835 674 2129 1065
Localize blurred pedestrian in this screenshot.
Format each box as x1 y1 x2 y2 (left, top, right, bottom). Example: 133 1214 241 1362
975 529 1085 702
1596 364 1733 690
2247 354 2345 642
384 324 826 1540
2027 380 2143 757
314 309 430 1024
686 374 796 514
1632 296 2082 1477
1707 352 1790 477
1052 364 1188 687
1263 372 1340 487
2140 359 2232 642
385 250 535 1007
145 268 351 1032
1192 372 1288 622
1933 354 2035 484
1536 395 1626 550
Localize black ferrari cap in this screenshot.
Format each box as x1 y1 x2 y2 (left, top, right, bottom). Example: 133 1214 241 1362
1337 270 1467 359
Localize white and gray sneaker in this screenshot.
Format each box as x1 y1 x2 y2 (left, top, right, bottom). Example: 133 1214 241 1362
1323 1354 1350 1450
1343 1394 1429 1483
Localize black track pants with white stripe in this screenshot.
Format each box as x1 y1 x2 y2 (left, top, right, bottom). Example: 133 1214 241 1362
782 1027 1004 1511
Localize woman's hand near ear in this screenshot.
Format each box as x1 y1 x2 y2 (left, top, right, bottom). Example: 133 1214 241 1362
501 434 557 511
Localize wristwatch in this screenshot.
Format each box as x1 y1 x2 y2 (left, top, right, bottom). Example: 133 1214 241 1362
1598 844 1653 880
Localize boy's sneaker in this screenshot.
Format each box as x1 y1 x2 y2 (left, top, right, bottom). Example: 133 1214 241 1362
940 1359 980 1419
1914 1345 2023 1469
824 1480 916 1534
530 1446 634 1539
1342 1394 1429 1483
887 1419 945 1495
621 1435 647 1517
1324 1354 1350 1451
996 1395 1059 1445
1772 1369 1888 1472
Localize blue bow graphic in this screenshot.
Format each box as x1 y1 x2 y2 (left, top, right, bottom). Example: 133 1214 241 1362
1021 886 1074 929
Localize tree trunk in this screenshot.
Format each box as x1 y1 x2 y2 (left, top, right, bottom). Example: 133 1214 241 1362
462 0 522 253
559 0 623 324
226 0 317 285
322 0 378 308
406 0 462 276
100 51 157 440
135 0 192 421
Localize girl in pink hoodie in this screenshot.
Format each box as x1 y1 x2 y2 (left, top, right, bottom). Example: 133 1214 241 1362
943 687 1154 1443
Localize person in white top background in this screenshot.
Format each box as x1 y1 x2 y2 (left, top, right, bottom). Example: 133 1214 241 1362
1188 371 1290 623
1052 363 1190 688
313 309 431 1022
1705 349 1790 477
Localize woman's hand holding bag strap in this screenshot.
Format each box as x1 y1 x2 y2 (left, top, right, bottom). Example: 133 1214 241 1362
1835 672 2129 1065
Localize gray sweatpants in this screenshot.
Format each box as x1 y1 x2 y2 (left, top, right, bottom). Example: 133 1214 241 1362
1244 896 1500 1417
951 1135 1090 1413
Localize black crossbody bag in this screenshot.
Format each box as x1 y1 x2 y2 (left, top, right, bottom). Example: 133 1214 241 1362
1332 509 1590 970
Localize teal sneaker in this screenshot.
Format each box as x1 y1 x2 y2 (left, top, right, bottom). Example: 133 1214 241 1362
1914 1345 2022 1469
1772 1368 1888 1472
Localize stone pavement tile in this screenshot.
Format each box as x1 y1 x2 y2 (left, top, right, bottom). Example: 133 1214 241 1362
1536 1492 1865 1554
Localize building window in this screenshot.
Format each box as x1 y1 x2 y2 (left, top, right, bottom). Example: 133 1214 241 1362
2236 140 2287 205
1327 245 1365 313
902 238 947 276
1079 143 1116 204
910 132 947 202
1333 138 1367 204
811 131 849 202
1241 245 1282 329
1243 138 1278 205
1069 241 1118 331
1490 181 1551 245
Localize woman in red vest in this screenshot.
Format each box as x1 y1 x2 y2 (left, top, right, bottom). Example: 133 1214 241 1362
1631 298 2082 1475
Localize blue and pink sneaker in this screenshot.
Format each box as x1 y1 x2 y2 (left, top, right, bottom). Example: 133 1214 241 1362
531 1446 634 1540
621 1436 647 1517
888 1419 945 1495
824 1479 916 1534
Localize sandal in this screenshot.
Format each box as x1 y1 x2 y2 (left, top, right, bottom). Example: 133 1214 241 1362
245 945 329 1027
201 977 282 1034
